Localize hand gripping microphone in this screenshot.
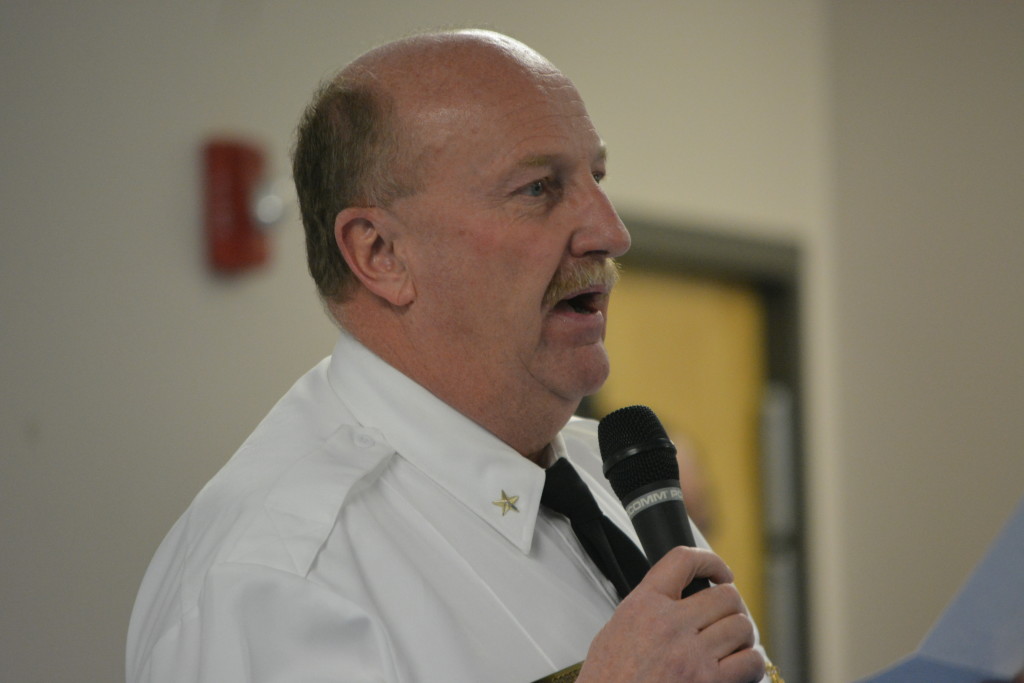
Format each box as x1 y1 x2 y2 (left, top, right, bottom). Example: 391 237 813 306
598 404 710 599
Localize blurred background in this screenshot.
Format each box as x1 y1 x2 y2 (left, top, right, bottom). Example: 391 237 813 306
2 1 1022 681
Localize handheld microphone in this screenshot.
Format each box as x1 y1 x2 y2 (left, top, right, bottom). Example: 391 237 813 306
598 404 710 598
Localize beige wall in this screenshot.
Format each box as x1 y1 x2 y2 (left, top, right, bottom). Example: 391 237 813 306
1 1 1020 681
827 2 1024 678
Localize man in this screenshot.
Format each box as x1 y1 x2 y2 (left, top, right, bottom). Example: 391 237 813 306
128 30 769 682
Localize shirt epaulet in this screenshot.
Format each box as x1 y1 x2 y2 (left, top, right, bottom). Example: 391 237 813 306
222 424 394 577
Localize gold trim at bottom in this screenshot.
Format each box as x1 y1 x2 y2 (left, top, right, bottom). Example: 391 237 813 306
532 661 582 683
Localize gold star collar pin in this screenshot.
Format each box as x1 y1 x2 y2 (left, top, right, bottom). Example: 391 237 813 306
492 490 520 516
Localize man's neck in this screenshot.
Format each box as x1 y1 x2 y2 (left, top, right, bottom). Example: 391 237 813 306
335 296 580 463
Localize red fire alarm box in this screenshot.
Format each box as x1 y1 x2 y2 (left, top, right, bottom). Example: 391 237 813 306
203 139 269 273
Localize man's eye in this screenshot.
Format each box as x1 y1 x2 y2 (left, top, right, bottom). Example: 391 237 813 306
593 171 605 183
524 180 547 197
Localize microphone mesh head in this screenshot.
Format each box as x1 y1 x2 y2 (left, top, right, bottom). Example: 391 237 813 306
598 405 679 500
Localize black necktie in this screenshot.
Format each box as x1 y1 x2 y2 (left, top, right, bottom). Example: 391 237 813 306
541 458 650 600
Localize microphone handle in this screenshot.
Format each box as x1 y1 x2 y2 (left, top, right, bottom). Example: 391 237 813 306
627 492 711 599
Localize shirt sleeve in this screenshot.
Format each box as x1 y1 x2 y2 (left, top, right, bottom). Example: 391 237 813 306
134 562 397 683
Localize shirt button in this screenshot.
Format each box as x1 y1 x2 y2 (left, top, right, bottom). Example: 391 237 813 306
353 432 376 449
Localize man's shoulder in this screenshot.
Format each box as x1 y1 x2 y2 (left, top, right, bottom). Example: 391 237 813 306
193 429 391 572
200 365 395 565
138 359 394 605
128 358 398 674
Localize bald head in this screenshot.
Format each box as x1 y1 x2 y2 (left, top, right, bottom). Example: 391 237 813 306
347 29 556 81
292 30 573 304
360 31 561 110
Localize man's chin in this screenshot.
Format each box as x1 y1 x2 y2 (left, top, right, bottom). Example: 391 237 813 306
563 353 612 402
531 342 611 403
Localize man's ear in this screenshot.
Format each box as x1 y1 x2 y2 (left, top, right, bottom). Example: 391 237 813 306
334 207 415 306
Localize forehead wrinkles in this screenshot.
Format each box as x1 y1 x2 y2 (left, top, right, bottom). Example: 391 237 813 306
494 101 603 179
437 74 596 151
420 99 598 192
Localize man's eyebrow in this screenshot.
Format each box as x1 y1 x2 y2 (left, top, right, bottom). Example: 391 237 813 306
517 145 608 169
518 154 556 169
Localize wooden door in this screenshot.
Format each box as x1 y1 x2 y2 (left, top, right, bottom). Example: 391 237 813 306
594 268 768 632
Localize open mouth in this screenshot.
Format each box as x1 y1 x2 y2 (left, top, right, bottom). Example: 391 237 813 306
543 259 619 316
557 291 603 315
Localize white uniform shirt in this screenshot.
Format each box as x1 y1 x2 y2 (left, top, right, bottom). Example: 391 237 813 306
128 332 765 682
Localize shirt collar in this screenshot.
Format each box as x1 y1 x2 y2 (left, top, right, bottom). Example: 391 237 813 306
326 331 549 554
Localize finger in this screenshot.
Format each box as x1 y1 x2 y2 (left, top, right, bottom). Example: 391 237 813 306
685 583 748 631
641 546 734 598
717 646 765 683
697 611 755 660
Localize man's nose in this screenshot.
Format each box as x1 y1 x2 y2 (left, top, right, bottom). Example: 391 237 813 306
569 184 631 260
